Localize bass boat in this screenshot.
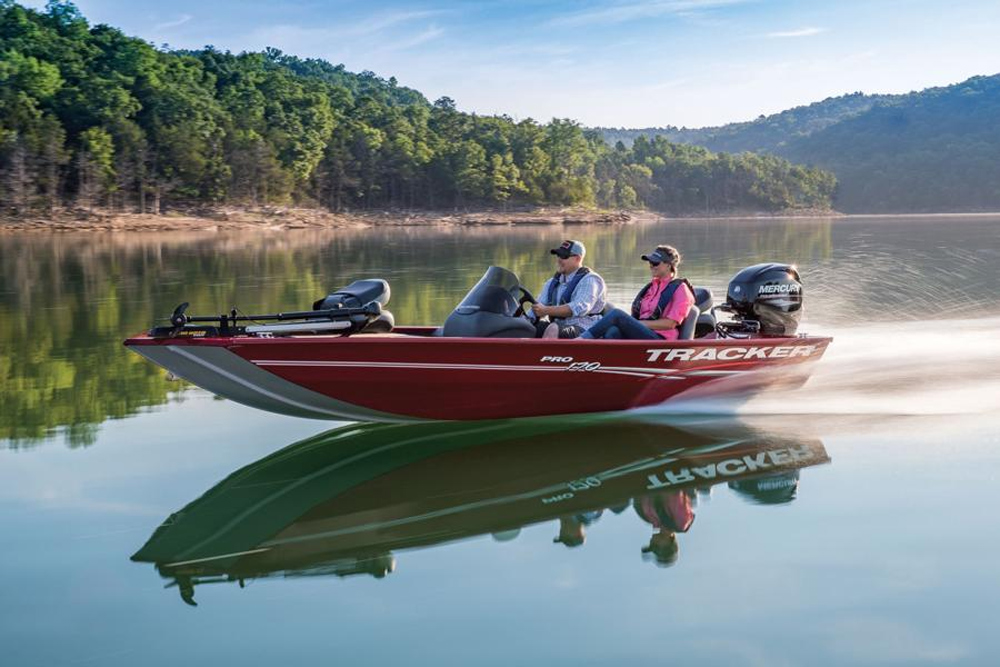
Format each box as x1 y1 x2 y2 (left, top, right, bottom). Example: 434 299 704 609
124 263 830 421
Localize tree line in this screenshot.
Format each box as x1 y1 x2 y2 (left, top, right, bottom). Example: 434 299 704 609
0 1 836 218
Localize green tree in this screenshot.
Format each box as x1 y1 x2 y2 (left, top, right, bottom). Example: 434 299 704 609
76 125 114 208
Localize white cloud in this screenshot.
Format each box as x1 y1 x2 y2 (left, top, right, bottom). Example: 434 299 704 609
240 10 446 62
153 14 192 32
350 10 446 36
384 25 446 52
551 0 749 27
766 26 826 38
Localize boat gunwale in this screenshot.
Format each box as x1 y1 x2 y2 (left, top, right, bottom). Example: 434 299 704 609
123 330 833 348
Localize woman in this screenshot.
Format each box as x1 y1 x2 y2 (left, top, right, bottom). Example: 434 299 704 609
579 245 695 340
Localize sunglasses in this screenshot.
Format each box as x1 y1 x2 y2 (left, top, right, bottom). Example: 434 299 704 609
648 259 676 270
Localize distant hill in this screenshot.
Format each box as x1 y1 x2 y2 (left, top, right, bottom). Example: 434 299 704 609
599 75 1000 213
598 91 896 153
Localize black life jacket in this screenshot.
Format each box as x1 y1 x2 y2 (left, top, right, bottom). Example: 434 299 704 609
546 267 592 308
631 278 694 323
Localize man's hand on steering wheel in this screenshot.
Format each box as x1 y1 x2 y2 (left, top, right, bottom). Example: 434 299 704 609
513 286 537 318
530 303 549 318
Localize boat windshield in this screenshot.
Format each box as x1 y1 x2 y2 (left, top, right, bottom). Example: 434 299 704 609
454 266 523 317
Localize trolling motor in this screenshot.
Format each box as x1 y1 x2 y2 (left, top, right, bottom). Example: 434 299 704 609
715 263 803 338
150 279 392 338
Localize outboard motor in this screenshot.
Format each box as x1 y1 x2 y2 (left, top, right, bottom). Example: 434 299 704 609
723 263 803 337
442 267 535 338
313 279 394 333
729 471 800 505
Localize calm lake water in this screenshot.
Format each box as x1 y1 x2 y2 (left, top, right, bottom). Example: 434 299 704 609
2 215 999 665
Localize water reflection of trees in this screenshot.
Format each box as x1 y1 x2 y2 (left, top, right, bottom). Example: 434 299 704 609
0 221 833 447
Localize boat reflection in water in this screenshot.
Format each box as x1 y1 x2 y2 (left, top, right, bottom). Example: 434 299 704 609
132 417 830 605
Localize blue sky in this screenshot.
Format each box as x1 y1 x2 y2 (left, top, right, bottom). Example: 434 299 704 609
25 0 1000 127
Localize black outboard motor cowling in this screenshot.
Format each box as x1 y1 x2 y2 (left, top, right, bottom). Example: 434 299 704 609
726 263 802 336
729 471 800 505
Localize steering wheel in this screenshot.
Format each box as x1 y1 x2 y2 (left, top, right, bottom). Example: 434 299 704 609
513 286 537 318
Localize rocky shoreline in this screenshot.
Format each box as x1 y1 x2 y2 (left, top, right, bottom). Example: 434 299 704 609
0 205 844 233
0 206 637 233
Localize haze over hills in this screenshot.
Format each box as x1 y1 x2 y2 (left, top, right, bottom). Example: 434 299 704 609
599 92 899 154
598 75 1000 213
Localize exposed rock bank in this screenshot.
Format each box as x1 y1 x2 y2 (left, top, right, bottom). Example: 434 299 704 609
0 206 637 233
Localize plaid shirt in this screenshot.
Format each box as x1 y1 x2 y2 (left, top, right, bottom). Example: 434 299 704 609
535 269 607 330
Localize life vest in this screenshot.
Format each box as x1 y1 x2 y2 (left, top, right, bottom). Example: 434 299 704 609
639 492 694 532
545 267 593 309
631 277 694 323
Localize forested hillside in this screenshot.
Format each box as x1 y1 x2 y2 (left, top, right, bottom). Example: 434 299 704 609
600 76 1000 213
598 92 895 153
781 76 1000 212
0 1 834 218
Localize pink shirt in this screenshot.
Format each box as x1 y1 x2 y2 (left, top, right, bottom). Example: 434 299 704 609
639 492 695 532
638 278 696 340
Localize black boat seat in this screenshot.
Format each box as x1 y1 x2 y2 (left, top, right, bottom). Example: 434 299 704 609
308 279 393 336
694 311 716 338
313 279 390 310
693 287 713 313
678 304 700 340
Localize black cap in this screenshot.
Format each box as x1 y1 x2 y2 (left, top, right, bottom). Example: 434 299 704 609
550 240 586 259
641 245 680 267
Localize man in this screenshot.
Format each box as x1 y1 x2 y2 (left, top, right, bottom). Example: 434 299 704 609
529 240 607 339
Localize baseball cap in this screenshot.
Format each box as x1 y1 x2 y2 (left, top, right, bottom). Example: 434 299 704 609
550 240 586 259
641 245 681 267
641 532 680 567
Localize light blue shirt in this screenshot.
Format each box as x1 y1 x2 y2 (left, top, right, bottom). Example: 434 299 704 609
535 268 607 330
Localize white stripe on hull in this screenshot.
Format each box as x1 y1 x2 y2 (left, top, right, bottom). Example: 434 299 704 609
251 358 746 381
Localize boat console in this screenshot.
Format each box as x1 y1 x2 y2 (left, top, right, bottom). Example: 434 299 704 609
441 267 537 338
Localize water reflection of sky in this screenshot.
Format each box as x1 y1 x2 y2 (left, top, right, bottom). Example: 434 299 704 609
2 216 1000 664
4 402 999 665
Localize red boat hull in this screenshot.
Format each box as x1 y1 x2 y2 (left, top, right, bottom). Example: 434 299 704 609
125 327 831 421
